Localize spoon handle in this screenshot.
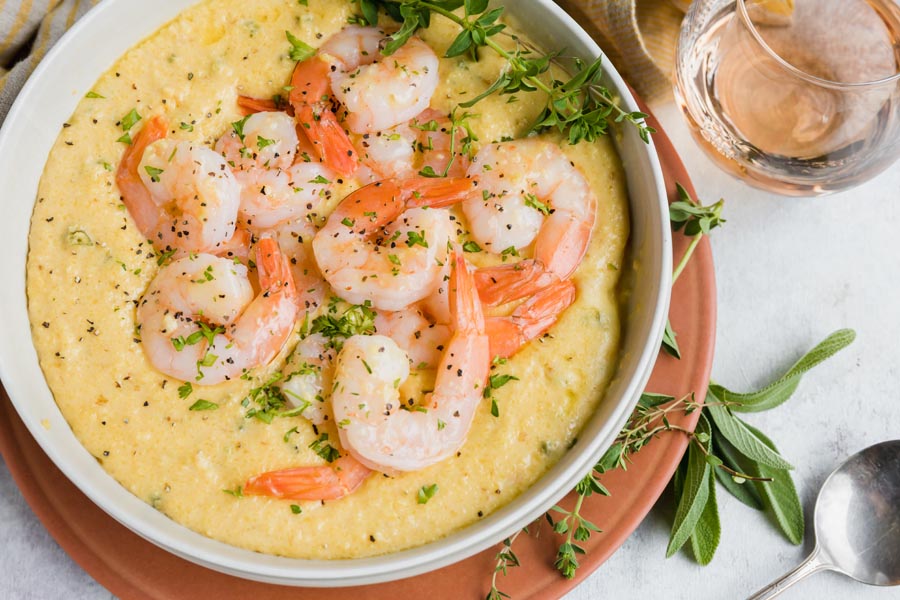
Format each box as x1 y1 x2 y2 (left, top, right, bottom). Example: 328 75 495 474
746 547 832 600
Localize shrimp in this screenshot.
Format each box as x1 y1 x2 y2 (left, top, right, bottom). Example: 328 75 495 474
374 309 450 369
279 333 337 425
288 26 440 174
117 116 242 255
136 237 299 384
276 225 329 312
244 334 374 502
244 455 372 501
319 26 439 134
485 279 577 359
461 139 598 306
332 249 490 473
356 109 469 181
312 176 476 311
214 111 336 232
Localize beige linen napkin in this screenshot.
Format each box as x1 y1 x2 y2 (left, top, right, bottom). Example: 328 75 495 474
0 0 686 125
0 0 98 122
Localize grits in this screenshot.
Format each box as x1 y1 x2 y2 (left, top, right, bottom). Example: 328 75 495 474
26 0 629 558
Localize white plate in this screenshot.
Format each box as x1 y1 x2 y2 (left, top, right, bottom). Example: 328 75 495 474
0 0 671 587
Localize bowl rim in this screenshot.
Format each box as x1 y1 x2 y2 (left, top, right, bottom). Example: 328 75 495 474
0 0 671 586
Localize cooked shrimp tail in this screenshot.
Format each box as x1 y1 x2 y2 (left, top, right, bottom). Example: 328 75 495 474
256 236 298 301
116 115 168 237
237 95 290 115
485 278 576 359
463 140 597 305
400 176 478 209
475 259 558 307
244 456 372 501
290 57 359 177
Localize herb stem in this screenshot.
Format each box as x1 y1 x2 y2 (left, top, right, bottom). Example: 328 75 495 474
418 2 580 112
488 530 522 598
687 434 773 483
672 233 702 284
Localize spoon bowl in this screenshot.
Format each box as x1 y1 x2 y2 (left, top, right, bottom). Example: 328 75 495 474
748 440 900 599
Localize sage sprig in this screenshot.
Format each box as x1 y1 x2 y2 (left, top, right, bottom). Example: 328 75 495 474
666 328 855 563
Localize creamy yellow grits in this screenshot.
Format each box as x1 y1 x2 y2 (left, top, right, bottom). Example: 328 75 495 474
26 0 629 559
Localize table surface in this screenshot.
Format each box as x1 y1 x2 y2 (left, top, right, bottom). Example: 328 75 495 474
2 100 899 600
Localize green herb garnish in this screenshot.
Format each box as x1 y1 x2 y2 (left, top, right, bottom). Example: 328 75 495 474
286 30 316 62
309 433 340 463
189 399 218 411
417 483 439 504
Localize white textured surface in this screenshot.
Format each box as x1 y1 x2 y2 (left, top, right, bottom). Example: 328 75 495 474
2 101 899 599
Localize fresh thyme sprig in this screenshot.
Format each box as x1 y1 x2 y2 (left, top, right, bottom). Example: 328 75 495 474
354 0 654 144
486 531 522 600
663 184 725 359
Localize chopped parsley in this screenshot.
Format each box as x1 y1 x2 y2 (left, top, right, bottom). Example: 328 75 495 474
120 108 142 131
144 165 164 183
188 399 218 411
177 382 193 399
309 433 340 463
231 115 251 142
500 246 520 262
483 373 519 418
310 302 377 351
85 91 105 99
462 241 482 253
156 248 177 266
290 504 302 514
286 30 315 62
283 426 299 443
417 483 439 504
406 231 428 248
243 373 303 423
524 193 551 215
172 323 224 351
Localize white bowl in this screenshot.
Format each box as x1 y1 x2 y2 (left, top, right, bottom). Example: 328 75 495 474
0 0 671 587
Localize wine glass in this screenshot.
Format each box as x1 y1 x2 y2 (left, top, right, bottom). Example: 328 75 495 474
675 0 900 196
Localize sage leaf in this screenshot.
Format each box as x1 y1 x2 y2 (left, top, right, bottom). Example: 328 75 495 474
713 435 764 511
706 392 794 470
666 415 711 557
717 329 855 413
742 421 805 544
661 318 681 359
690 468 721 565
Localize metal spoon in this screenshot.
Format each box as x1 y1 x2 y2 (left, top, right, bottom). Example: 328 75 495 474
747 440 900 599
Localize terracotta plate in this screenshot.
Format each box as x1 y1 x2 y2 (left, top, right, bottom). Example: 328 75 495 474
0 111 715 599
